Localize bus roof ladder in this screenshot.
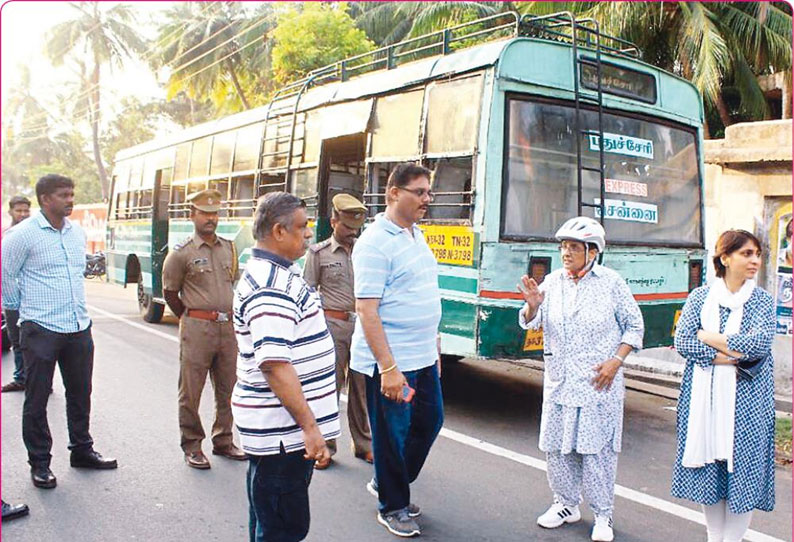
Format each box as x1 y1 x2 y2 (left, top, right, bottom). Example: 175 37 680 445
522 12 611 229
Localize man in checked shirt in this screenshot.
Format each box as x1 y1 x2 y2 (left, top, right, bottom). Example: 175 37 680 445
2 175 117 490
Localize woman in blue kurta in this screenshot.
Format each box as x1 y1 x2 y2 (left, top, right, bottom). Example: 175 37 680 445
672 230 775 542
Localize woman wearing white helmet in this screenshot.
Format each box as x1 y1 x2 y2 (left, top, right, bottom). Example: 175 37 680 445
517 216 644 542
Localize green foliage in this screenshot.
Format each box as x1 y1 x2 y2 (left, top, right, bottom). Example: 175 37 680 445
271 3 375 86
156 2 276 114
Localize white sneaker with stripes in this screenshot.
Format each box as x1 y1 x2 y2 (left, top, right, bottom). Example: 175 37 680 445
536 500 581 529
591 515 614 542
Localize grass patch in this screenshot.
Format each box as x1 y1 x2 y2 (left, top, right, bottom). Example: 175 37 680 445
775 417 792 464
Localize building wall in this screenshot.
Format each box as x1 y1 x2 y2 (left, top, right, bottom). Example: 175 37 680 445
704 119 792 394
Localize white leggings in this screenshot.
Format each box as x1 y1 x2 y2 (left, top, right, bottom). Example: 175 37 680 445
702 501 753 542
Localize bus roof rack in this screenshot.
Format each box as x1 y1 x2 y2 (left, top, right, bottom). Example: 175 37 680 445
269 11 641 105
519 12 641 59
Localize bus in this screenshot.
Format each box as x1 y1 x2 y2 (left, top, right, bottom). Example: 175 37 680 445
106 12 705 359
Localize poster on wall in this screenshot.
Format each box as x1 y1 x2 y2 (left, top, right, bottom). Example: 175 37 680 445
774 210 792 336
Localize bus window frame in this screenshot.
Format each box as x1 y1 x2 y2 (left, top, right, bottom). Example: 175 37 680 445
499 92 704 249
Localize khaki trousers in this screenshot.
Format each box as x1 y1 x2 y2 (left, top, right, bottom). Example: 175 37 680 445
326 316 371 456
178 316 237 453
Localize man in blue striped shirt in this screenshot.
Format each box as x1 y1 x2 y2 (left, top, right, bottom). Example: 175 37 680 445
1 175 117 490
351 163 444 538
233 192 339 542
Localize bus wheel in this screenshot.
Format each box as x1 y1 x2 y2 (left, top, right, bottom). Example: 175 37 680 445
137 279 164 323
440 354 463 364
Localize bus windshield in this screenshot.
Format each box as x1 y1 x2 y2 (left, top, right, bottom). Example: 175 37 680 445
502 98 702 246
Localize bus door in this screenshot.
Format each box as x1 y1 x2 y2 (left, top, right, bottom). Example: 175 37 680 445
316 133 367 242
151 167 172 299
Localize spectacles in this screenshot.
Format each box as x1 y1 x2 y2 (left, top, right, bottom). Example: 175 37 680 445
398 187 435 200
559 242 585 254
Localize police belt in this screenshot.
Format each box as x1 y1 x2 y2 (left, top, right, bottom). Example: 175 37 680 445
323 309 356 322
186 309 231 323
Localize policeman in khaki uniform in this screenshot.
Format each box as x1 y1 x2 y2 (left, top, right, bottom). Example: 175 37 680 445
303 194 373 468
162 189 247 469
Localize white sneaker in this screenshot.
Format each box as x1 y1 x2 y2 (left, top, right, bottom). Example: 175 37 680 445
591 515 614 542
537 501 581 528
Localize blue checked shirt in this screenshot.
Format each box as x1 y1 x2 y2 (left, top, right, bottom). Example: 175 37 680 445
2 211 91 333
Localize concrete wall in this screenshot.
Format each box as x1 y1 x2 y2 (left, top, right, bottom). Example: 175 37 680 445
703 119 792 395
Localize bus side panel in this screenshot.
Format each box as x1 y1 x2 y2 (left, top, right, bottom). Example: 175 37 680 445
439 299 479 357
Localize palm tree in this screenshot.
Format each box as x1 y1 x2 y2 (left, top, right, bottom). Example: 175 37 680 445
155 1 276 114
45 1 147 199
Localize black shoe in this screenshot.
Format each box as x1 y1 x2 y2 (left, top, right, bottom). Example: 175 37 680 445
1 380 24 392
70 450 118 470
31 466 56 489
1 500 29 521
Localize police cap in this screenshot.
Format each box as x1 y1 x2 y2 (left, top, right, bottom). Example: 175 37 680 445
332 193 366 229
186 189 223 213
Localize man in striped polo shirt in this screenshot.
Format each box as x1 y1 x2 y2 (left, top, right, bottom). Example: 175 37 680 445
232 192 340 542
351 163 445 538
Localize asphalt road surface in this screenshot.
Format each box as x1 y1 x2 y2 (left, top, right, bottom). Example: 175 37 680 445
1 280 791 542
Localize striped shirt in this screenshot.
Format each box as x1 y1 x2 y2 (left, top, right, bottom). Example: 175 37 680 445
1 211 91 333
350 213 442 377
231 248 340 456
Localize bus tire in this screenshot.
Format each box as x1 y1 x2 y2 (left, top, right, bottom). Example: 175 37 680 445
137 279 164 323
440 354 463 364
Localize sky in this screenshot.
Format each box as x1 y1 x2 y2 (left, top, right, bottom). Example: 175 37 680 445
1 1 166 136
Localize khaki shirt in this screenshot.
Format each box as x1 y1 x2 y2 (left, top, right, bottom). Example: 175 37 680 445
162 233 239 312
303 235 355 312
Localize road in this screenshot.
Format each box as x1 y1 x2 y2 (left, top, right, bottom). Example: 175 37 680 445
1 280 791 542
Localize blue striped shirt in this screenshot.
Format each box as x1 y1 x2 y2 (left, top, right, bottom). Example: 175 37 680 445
232 248 340 456
351 213 442 377
1 212 91 333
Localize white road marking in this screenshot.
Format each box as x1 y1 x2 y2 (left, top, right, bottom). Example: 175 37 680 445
88 304 786 542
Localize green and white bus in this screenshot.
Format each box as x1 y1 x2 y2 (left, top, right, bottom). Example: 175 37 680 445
106 12 705 358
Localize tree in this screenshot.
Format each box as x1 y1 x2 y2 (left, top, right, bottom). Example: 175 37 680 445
350 2 510 46
270 3 375 87
156 1 276 115
45 2 147 199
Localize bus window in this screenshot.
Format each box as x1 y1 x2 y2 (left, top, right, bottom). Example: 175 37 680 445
365 162 395 216
170 185 187 218
230 175 255 217
234 124 263 172
208 179 230 218
210 132 235 175
427 157 473 221
174 143 190 182
502 98 702 246
425 75 483 154
304 111 321 164
129 159 144 191
187 181 206 198
189 137 211 179
371 90 423 160
139 189 153 213
292 168 318 219
258 174 286 197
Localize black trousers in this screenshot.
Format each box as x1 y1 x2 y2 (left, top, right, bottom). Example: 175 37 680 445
20 321 94 467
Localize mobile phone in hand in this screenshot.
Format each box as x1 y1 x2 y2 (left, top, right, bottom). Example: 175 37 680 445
402 384 415 403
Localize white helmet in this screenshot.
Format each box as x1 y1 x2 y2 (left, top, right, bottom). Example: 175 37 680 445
555 216 606 253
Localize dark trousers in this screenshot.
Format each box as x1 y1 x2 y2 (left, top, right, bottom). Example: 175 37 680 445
247 448 314 542
5 309 25 383
20 321 94 467
365 363 444 514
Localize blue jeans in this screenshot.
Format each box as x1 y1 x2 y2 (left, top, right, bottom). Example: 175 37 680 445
247 447 314 542
5 309 25 383
365 363 444 514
